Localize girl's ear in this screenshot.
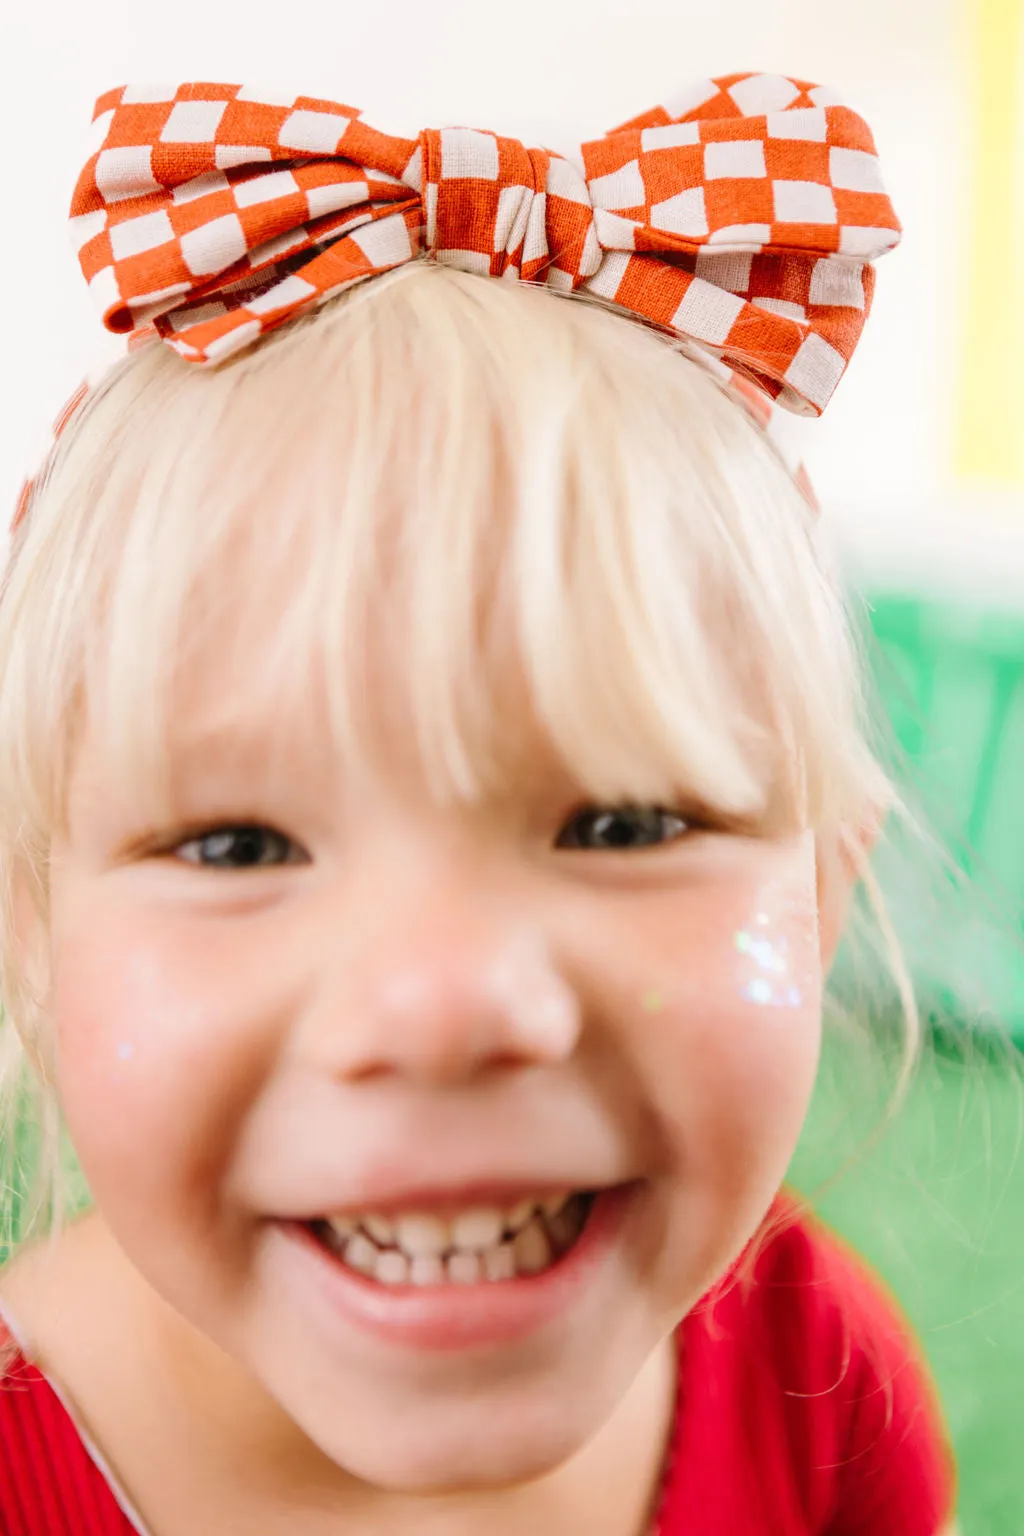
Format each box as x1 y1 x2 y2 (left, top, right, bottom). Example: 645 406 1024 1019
815 810 882 970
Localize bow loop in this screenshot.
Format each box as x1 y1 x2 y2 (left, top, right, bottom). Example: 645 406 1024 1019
68 74 900 412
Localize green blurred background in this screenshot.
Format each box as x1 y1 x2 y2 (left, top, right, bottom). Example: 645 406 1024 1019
792 1041 1023 1536
791 593 1024 1536
796 0 1024 1519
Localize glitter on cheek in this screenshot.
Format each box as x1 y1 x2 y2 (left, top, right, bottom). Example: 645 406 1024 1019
116 1041 135 1061
744 978 773 1006
642 989 665 1013
734 925 804 1010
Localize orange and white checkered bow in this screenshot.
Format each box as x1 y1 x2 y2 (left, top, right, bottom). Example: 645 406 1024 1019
72 72 900 416
13 73 900 532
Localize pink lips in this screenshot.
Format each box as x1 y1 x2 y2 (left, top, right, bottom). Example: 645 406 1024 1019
279 1184 634 1352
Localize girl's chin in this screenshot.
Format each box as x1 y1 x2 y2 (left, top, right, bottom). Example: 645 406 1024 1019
275 1325 679 1501
296 1401 596 1497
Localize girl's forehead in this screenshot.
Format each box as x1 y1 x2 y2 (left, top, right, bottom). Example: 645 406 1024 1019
82 600 573 819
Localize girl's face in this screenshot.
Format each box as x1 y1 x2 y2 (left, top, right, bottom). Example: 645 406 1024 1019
44 622 833 1495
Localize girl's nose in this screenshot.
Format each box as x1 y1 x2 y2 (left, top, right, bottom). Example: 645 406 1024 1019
305 917 582 1087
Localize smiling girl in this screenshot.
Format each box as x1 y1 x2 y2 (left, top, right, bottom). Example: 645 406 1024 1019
0 73 955 1534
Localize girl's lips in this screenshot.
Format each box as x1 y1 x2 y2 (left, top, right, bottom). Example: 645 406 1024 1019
277 1183 636 1352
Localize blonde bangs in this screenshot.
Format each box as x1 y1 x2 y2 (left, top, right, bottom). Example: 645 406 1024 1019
0 261 887 865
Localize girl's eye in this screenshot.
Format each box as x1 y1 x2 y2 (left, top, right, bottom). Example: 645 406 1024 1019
556 805 690 851
175 826 300 870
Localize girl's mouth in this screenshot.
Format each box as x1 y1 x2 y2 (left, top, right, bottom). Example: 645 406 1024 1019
280 1185 633 1350
306 1191 594 1286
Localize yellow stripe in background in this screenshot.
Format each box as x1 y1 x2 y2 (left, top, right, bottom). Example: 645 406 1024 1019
954 0 1024 484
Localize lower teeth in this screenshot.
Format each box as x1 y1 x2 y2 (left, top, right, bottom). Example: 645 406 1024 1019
313 1194 592 1287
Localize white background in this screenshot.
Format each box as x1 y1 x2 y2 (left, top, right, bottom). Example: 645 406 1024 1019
2 0 1010 593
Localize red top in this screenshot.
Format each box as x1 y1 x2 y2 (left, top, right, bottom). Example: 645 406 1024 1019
0 1209 955 1536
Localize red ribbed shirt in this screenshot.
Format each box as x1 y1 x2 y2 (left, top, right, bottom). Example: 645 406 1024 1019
0 1210 955 1535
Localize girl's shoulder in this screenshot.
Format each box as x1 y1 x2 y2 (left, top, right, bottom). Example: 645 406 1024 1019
0 1310 141 1535
658 1199 957 1535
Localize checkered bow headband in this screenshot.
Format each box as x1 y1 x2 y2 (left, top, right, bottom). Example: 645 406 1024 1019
75 72 901 398
16 72 900 529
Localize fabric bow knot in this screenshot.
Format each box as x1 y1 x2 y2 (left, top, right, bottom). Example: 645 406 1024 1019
416 133 597 278
71 72 900 416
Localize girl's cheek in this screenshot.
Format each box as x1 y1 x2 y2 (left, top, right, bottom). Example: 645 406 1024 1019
54 926 168 1126
726 908 822 1104
636 888 822 1173
50 908 267 1214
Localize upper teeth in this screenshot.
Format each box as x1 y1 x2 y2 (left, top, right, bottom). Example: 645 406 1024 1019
327 1194 571 1259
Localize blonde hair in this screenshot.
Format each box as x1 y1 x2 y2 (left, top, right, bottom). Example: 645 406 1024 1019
0 260 914 1256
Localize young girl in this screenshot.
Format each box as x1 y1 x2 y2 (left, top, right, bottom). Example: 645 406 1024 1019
0 73 956 1534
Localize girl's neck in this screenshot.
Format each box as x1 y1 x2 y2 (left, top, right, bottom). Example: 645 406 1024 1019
2 1210 679 1536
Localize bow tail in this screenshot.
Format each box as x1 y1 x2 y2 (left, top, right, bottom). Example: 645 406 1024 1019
584 249 871 417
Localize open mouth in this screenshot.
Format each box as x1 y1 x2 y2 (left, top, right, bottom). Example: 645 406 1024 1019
306 1191 595 1287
